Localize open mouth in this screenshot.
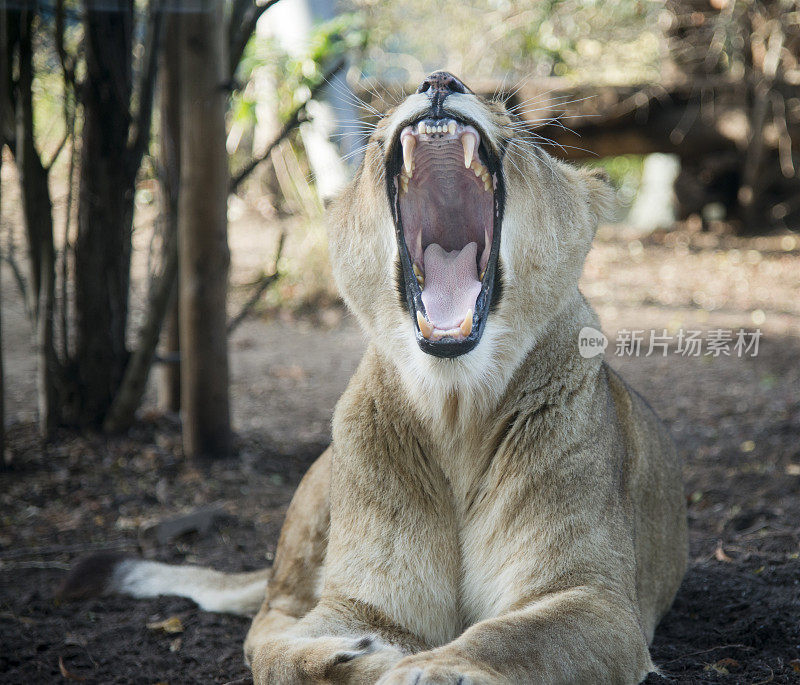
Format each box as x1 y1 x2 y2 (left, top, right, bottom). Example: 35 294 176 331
388 115 504 358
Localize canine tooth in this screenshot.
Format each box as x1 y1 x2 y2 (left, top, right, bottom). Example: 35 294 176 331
462 133 476 168
417 311 433 339
413 263 424 287
402 136 416 175
460 309 473 337
448 121 456 135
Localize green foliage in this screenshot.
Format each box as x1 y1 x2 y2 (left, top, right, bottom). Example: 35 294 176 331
231 11 367 133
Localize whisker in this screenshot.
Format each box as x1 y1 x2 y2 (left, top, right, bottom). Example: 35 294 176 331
508 94 599 118
323 73 384 116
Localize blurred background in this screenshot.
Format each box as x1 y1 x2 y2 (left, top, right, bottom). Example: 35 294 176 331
0 1 799 683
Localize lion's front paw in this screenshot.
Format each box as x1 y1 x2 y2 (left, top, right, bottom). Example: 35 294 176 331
251 635 402 684
377 651 503 685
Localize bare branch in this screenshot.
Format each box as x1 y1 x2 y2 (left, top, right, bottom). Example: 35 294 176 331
227 231 285 334
129 0 164 165
54 0 77 88
60 126 78 362
771 91 795 179
229 58 345 192
229 0 283 77
45 129 70 171
103 223 178 433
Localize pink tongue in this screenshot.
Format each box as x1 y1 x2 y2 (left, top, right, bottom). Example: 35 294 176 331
420 242 481 330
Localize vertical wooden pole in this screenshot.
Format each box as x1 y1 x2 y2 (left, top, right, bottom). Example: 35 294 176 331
177 1 231 460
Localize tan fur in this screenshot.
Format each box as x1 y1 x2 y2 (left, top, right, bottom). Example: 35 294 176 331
244 80 687 684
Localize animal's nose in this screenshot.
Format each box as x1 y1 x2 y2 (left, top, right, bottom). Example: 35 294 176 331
416 71 469 96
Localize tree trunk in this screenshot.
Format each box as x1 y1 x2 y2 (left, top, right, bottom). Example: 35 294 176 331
14 9 59 434
739 22 785 232
0 233 4 466
159 12 181 413
73 3 135 426
0 9 5 466
177 2 231 460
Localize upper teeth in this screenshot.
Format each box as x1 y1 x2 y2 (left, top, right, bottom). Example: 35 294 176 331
418 119 458 136
399 122 492 197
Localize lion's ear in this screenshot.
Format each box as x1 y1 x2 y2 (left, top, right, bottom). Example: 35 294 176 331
581 167 616 225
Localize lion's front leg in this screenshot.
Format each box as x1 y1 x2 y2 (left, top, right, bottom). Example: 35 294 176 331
378 587 653 685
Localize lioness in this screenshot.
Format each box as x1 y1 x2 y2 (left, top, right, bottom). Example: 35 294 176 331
62 72 687 684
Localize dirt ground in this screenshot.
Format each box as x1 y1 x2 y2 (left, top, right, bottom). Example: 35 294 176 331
1 223 799 684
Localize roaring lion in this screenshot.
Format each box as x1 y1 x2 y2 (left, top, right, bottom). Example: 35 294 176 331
62 71 687 684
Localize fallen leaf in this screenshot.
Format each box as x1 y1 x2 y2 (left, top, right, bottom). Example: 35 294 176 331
786 464 800 476
146 616 184 634
58 656 87 682
704 658 740 675
715 658 740 670
704 662 729 675
789 659 800 673
714 544 733 562
169 637 182 652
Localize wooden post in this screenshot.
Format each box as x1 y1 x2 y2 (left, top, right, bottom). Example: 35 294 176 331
159 12 181 414
0 5 4 462
177 1 231 460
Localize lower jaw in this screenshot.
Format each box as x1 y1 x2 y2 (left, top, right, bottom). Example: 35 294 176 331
396 250 502 359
